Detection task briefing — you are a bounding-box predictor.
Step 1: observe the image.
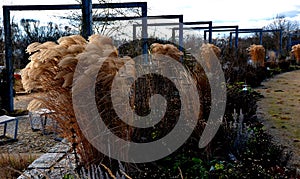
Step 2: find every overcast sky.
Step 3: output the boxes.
[1,0,300,29]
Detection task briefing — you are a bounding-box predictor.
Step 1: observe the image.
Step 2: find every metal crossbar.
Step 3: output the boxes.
[203,25,239,48]
[170,21,213,43]
[132,15,184,51]
[229,29,283,53]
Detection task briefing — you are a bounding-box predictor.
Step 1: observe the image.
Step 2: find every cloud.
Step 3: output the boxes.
[278,10,300,18]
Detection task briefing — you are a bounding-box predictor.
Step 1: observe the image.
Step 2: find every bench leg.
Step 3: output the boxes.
[41,115,48,135]
[14,118,18,140]
[3,122,7,137]
[29,112,35,131]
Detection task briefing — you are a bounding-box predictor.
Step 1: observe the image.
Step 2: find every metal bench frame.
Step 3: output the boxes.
[0,115,19,140]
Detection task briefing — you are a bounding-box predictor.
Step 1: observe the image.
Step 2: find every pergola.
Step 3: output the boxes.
[2,1,148,112]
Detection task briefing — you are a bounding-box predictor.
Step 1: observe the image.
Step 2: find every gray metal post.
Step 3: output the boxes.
[172,28,175,43]
[141,3,148,63]
[259,31,263,45]
[179,15,183,62]
[3,7,14,112]
[208,21,212,43]
[287,33,291,52]
[229,32,233,48]
[178,16,183,50]
[279,29,282,54]
[133,24,137,40]
[82,0,93,39]
[235,27,238,49]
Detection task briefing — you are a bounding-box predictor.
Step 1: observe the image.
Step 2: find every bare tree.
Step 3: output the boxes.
[264,15,299,33]
[263,15,300,55]
[60,0,141,39]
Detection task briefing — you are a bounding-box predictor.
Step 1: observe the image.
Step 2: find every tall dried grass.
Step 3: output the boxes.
[199,43,221,70]
[21,34,135,167]
[21,34,216,173]
[149,42,213,139]
[0,153,39,178]
[291,44,300,64]
[247,44,265,67]
[21,35,101,167]
[150,43,183,61]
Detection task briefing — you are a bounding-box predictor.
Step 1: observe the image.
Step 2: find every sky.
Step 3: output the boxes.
[1,0,300,36]
[145,0,300,28]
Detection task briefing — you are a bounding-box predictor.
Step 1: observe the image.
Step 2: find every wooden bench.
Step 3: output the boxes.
[0,115,19,141]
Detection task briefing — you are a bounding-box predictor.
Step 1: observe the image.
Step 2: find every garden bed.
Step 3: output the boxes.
[3,36,300,178]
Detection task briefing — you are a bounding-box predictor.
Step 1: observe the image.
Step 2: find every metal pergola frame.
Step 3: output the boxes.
[169,21,213,43]
[203,25,239,48]
[229,28,263,45]
[287,33,300,51]
[229,29,283,54]
[2,1,148,112]
[132,15,184,52]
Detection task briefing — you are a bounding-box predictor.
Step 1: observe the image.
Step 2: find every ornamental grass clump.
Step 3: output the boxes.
[247,44,265,67]
[291,44,300,64]
[21,34,221,177]
[21,34,133,167]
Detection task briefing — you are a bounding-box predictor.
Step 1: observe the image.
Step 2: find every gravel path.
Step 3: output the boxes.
[255,70,300,168]
[0,92,60,154]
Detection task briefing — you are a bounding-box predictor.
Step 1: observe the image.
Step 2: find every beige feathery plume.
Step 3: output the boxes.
[122,56,136,77]
[27,99,45,111]
[85,43,105,56]
[22,81,42,92]
[150,43,183,61]
[57,36,78,48]
[150,43,165,54]
[58,56,78,69]
[55,69,72,80]
[67,44,86,54]
[29,68,45,81]
[88,34,113,46]
[29,52,42,62]
[103,46,118,57]
[291,44,300,63]
[70,35,88,45]
[247,44,265,67]
[26,41,57,54]
[26,42,42,54]
[165,44,183,61]
[39,41,58,49]
[207,44,221,58]
[200,43,219,71]
[62,72,74,88]
[58,35,87,47]
[31,61,43,69]
[87,34,116,57]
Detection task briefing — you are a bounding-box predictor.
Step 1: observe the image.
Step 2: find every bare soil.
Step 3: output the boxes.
[255,70,300,168]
